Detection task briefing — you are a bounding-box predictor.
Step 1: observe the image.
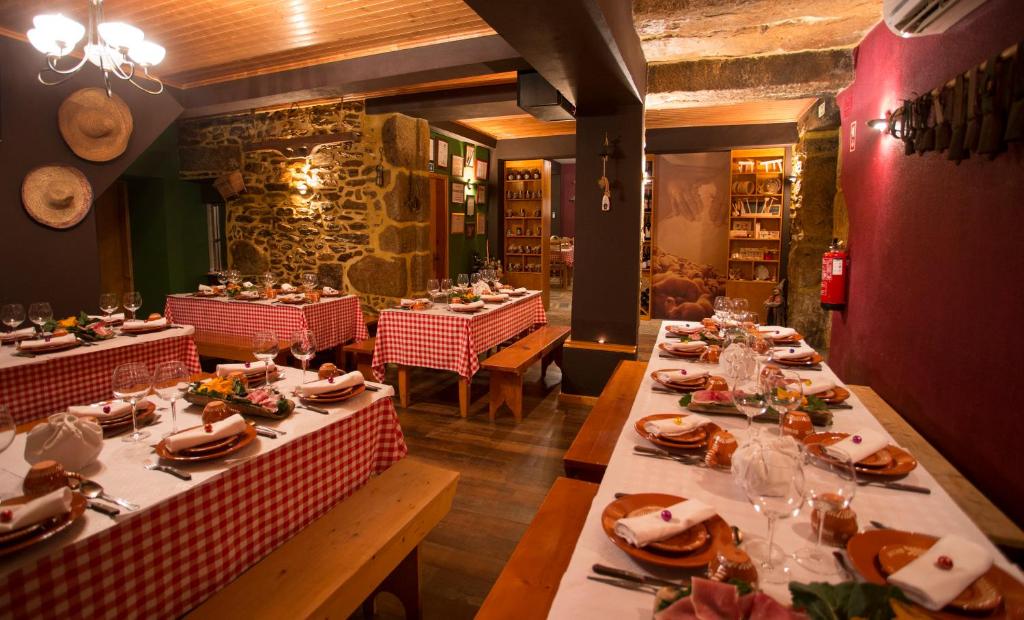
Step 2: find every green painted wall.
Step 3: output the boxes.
[430,130,490,278]
[124,125,209,316]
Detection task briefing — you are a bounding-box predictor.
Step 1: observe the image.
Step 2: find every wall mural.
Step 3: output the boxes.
[651,152,730,320]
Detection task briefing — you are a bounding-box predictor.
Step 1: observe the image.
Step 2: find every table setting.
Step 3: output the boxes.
[544,319,1024,619]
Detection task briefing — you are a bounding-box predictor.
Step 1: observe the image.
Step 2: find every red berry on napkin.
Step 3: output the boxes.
[936,555,954,570]
[852,435,863,444]
[660,510,672,522]
[0,510,12,523]
[204,423,214,433]
[102,406,111,414]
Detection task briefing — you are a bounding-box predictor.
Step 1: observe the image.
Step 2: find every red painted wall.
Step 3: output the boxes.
[561,163,577,237]
[832,0,1024,523]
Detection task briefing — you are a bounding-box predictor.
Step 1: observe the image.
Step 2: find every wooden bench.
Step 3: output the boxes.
[563,359,647,482]
[193,330,281,363]
[187,458,459,620]
[849,385,1024,551]
[477,477,598,619]
[343,337,376,380]
[481,325,571,421]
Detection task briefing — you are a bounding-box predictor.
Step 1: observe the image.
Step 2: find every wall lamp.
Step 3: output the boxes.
[868,108,904,138]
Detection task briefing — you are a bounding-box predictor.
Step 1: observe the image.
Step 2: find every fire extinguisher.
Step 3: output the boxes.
[820,238,849,310]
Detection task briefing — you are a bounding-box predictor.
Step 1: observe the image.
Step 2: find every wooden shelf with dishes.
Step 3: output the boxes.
[503,159,552,308]
[639,155,656,320]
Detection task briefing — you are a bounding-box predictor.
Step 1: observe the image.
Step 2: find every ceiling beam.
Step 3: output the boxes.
[647,49,855,109]
[365,83,521,123]
[432,122,498,148]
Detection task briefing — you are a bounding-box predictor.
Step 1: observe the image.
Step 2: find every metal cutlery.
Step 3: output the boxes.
[253,424,285,436]
[870,520,892,530]
[253,427,277,439]
[78,480,139,511]
[592,564,681,588]
[858,480,931,494]
[586,575,659,594]
[86,501,120,518]
[299,404,330,415]
[833,551,858,581]
[633,445,707,468]
[144,460,192,481]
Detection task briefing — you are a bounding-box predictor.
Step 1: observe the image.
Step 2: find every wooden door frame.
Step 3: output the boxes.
[429,173,449,280]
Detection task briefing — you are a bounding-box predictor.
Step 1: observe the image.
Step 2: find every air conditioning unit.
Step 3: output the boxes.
[883,0,987,37]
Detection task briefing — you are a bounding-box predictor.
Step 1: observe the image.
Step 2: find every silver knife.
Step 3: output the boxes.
[863,481,931,494]
[592,564,681,588]
[586,575,659,594]
[299,405,330,415]
[148,462,192,481]
[254,427,277,439]
[87,500,120,518]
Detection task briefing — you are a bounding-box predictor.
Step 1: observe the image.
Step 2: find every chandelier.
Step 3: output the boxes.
[26,0,165,97]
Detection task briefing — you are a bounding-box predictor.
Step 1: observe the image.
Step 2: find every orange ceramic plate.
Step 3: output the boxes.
[298,383,366,404]
[771,352,823,367]
[634,414,715,450]
[120,323,169,334]
[878,544,1002,613]
[650,370,716,393]
[803,432,917,477]
[813,386,851,405]
[847,530,1023,618]
[601,493,732,569]
[624,505,710,554]
[657,343,706,358]
[156,425,257,462]
[0,493,86,557]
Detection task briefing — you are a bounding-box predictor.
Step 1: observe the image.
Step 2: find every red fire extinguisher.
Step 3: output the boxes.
[820,238,849,310]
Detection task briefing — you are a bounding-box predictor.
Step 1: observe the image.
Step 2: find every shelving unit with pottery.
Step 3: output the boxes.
[639,155,656,320]
[726,147,788,323]
[502,158,551,308]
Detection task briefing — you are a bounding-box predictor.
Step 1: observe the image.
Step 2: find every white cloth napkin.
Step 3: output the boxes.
[18,334,77,350]
[513,287,528,294]
[803,381,836,396]
[217,362,276,377]
[242,281,254,288]
[668,340,706,352]
[772,347,814,360]
[0,488,73,533]
[400,298,430,307]
[323,286,339,295]
[278,293,305,302]
[656,370,709,386]
[472,281,492,296]
[198,284,213,292]
[88,313,125,323]
[760,326,797,339]
[280,283,294,291]
[123,318,167,330]
[164,414,248,453]
[295,371,365,396]
[613,499,717,548]
[482,294,509,302]
[823,429,889,463]
[68,400,132,420]
[449,300,484,311]
[888,535,993,611]
[238,290,259,299]
[669,323,703,334]
[643,414,713,437]
[0,327,36,341]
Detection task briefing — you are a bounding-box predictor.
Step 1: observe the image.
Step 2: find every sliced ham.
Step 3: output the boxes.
[692,578,740,619]
[746,592,808,620]
[655,596,699,620]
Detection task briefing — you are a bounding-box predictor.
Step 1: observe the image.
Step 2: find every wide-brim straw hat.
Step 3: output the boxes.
[58,88,133,162]
[21,165,93,229]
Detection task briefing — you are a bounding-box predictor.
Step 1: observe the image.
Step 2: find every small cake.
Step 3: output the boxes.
[708,545,758,586]
[781,411,813,440]
[318,363,341,380]
[704,430,738,469]
[147,313,162,321]
[202,401,230,424]
[811,494,859,546]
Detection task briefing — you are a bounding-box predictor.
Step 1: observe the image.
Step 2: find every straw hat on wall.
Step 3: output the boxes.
[58,88,133,162]
[21,165,93,229]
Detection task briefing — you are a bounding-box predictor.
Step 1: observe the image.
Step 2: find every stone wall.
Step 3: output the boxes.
[178,102,430,314]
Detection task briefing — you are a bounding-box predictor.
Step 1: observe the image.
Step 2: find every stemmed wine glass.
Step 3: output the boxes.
[300,273,318,292]
[252,331,280,385]
[738,439,806,583]
[153,361,189,435]
[441,278,453,298]
[28,302,52,334]
[227,269,242,286]
[457,273,469,292]
[111,362,152,442]
[1,304,26,345]
[764,371,804,434]
[122,292,142,320]
[730,297,749,325]
[794,447,857,574]
[262,271,276,289]
[0,405,14,455]
[216,270,228,287]
[99,293,118,321]
[290,330,317,384]
[427,279,440,302]
[733,378,767,439]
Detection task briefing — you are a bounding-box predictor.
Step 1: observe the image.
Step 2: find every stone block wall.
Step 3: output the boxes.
[178,102,430,314]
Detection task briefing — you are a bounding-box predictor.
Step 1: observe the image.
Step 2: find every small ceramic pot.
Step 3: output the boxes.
[781,411,813,440]
[704,430,738,469]
[708,545,758,585]
[318,363,341,380]
[811,496,858,546]
[202,401,231,424]
[23,460,81,496]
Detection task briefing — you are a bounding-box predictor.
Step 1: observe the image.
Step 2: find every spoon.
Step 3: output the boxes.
[77,480,139,511]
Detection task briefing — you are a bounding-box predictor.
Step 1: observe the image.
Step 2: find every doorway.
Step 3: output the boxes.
[429,174,449,280]
[94,180,134,298]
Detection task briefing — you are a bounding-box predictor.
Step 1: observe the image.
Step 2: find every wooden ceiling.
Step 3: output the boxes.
[458,99,818,139]
[0,0,496,87]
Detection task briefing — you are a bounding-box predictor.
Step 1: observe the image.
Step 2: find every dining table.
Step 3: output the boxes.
[164,293,368,353]
[0,326,201,425]
[370,291,547,415]
[0,366,406,619]
[544,320,1024,617]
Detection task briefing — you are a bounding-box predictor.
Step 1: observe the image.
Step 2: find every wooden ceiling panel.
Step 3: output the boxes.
[0,0,495,87]
[458,115,576,140]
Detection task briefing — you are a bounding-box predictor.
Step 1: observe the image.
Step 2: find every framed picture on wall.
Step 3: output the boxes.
[466,196,475,217]
[429,138,436,163]
[437,140,448,168]
[465,144,476,168]
[476,185,486,203]
[451,212,465,234]
[475,159,488,180]
[452,155,464,178]
[465,219,476,237]
[476,212,485,235]
[451,182,466,204]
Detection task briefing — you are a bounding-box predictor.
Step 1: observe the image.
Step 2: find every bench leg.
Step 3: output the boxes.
[334,342,348,367]
[540,345,564,382]
[488,371,523,422]
[362,546,422,620]
[397,365,410,408]
[356,354,374,381]
[458,376,470,418]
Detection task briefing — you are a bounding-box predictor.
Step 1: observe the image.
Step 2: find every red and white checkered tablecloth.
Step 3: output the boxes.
[561,246,575,267]
[0,396,406,619]
[164,295,368,351]
[0,329,200,425]
[371,292,547,381]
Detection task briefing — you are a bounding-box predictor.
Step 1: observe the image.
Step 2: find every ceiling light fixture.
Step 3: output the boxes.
[27,0,165,97]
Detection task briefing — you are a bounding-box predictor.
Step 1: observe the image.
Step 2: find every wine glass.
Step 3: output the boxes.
[794,448,857,574]
[300,273,318,293]
[733,378,767,439]
[1,304,25,345]
[764,371,804,434]
[262,271,276,287]
[456,274,469,292]
[730,298,750,325]
[427,279,440,302]
[122,292,142,320]
[153,361,189,435]
[216,270,228,286]
[228,269,243,286]
[738,439,805,583]
[0,405,14,455]
[290,330,317,384]
[441,278,452,296]
[252,331,279,385]
[28,302,52,334]
[111,362,152,442]
[99,293,118,321]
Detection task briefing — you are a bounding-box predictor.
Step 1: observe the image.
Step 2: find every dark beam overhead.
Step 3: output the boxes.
[432,122,499,148]
[365,83,520,124]
[645,123,800,153]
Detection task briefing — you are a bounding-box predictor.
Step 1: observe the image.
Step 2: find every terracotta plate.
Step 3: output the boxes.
[625,506,710,554]
[804,432,917,477]
[878,544,1002,613]
[657,343,706,358]
[847,530,1023,618]
[814,386,851,405]
[0,493,86,557]
[97,400,157,431]
[771,352,824,367]
[767,333,804,345]
[634,414,716,450]
[298,383,366,404]
[156,425,257,462]
[665,325,704,337]
[651,370,717,393]
[601,493,732,569]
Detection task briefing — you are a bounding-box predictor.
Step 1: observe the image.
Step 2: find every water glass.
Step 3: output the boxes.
[227,269,242,285]
[153,361,189,435]
[730,297,750,325]
[1,304,26,344]
[252,331,280,385]
[262,271,276,289]
[427,279,440,302]
[290,330,317,383]
[216,270,228,286]
[456,274,469,291]
[764,371,804,433]
[28,302,52,334]
[733,378,767,439]
[441,278,453,295]
[738,439,805,583]
[301,273,318,293]
[122,292,142,320]
[111,362,152,442]
[99,293,118,319]
[794,447,857,574]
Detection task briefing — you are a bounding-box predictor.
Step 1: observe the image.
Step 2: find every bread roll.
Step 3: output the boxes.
[147,313,162,321]
[202,401,230,424]
[318,363,340,380]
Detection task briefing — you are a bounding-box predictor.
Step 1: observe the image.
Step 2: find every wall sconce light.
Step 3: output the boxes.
[375,146,385,187]
[597,132,611,211]
[868,108,904,138]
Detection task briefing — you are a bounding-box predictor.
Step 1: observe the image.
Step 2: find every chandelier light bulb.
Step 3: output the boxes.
[27,28,62,56]
[32,13,85,51]
[98,21,144,50]
[128,40,165,67]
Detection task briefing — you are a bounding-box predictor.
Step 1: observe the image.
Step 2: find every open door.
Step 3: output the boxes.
[429,174,448,279]
[94,180,133,297]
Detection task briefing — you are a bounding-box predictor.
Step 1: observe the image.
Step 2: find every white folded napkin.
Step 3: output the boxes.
[514,287,528,294]
[164,414,248,453]
[400,298,430,307]
[668,340,706,352]
[238,290,259,299]
[0,327,36,341]
[217,362,276,377]
[242,281,254,288]
[613,499,716,547]
[0,488,73,533]
[198,284,213,292]
[18,334,77,350]
[481,294,509,302]
[759,326,797,339]
[68,400,132,420]
[323,286,339,295]
[449,300,484,311]
[772,347,814,360]
[280,283,294,291]
[823,429,889,463]
[656,370,709,385]
[89,313,125,323]
[643,414,713,437]
[295,371,365,396]
[123,318,167,329]
[278,293,305,302]
[888,535,993,611]
[803,381,836,396]
[669,323,703,334]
